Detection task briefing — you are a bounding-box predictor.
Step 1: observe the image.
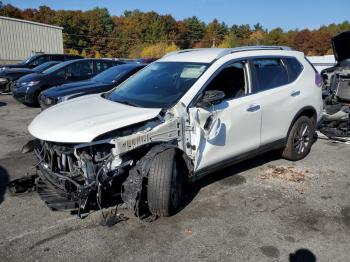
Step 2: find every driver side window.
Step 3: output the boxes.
[205,61,248,100]
[29,55,50,67]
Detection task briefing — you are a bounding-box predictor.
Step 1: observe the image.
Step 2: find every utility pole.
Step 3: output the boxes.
[212,37,216,48]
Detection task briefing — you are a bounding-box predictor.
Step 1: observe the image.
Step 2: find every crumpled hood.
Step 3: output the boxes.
[28,94,162,143]
[332,30,350,62]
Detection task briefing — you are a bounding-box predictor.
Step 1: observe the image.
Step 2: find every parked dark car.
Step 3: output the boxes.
[13,59,122,106]
[0,53,82,70]
[0,61,61,93]
[39,63,146,109]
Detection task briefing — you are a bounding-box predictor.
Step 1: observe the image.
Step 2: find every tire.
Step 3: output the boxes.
[147,148,182,217]
[282,115,315,161]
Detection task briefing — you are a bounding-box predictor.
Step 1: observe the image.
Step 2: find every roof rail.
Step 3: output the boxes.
[162,46,293,61]
[216,46,292,60]
[231,45,292,52]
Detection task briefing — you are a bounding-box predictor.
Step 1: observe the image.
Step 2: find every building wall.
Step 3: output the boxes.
[0,16,64,64]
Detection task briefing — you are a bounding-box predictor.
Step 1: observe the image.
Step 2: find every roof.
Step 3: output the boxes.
[0,16,63,30]
[159,46,293,63]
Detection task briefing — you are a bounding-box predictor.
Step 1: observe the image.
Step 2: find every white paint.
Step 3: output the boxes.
[28,94,161,143]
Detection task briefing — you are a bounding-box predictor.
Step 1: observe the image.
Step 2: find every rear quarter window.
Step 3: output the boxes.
[252,58,289,92]
[284,57,303,82]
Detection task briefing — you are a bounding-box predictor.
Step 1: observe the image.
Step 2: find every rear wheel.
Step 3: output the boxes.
[147,148,182,217]
[282,116,315,161]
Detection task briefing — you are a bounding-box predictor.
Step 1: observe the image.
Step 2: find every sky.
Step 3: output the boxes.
[4,0,350,30]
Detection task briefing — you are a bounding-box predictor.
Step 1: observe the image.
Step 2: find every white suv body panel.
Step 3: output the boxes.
[28,47,323,175]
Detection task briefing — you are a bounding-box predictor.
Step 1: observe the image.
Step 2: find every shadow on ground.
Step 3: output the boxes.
[290,248,317,262]
[0,101,7,107]
[0,165,9,205]
[178,150,281,214]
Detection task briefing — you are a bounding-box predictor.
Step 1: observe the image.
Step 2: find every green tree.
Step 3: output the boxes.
[203,19,228,47]
[184,16,205,47]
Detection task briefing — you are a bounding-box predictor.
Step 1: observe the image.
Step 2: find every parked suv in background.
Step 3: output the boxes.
[26,46,322,218]
[0,53,82,70]
[13,58,122,105]
[0,61,61,93]
[39,63,146,109]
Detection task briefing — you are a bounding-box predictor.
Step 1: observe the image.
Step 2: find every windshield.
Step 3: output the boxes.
[92,66,129,84]
[21,55,37,65]
[32,62,58,73]
[106,62,208,108]
[42,60,71,74]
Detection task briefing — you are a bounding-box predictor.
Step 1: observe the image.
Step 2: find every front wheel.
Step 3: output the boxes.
[282,116,315,161]
[147,148,183,217]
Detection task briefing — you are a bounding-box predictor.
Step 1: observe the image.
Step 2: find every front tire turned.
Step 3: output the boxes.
[147,148,183,217]
[282,115,315,161]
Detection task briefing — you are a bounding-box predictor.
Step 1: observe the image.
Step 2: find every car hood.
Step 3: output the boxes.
[17,72,45,83]
[0,63,27,69]
[43,80,109,97]
[28,94,162,143]
[0,68,33,76]
[332,30,350,62]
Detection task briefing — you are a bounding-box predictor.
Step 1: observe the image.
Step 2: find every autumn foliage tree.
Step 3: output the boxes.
[1,3,349,58]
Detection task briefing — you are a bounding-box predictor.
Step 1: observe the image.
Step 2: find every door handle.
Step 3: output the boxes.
[247,104,260,112]
[291,90,300,97]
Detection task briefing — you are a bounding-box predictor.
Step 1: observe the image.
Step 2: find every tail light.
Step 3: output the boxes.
[315,72,323,87]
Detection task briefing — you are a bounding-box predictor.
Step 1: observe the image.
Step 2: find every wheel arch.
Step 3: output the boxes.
[286,106,317,138]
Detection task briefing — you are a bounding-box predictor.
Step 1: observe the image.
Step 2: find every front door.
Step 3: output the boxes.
[189,61,262,172]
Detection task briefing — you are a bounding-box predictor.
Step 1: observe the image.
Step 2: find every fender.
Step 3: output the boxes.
[286,106,317,138]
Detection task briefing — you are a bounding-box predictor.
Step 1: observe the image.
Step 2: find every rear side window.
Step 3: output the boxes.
[96,61,113,74]
[252,58,289,92]
[284,58,303,82]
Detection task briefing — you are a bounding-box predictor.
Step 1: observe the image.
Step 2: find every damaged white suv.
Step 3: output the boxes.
[25,46,323,218]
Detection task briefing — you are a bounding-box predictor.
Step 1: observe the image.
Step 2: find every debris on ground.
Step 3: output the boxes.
[259,165,312,183]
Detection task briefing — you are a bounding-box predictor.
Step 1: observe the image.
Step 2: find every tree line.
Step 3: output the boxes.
[1,3,349,58]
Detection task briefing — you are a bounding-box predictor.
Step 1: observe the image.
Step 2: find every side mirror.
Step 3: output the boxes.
[197,90,225,108]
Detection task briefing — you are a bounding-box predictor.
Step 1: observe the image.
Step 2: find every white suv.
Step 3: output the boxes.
[27,46,323,218]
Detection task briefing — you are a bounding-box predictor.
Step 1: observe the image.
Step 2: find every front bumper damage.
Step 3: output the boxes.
[9,115,190,218]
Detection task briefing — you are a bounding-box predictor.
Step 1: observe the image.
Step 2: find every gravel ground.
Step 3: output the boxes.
[0,94,349,262]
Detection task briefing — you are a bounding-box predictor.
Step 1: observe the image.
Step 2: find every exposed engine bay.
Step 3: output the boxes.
[319,31,350,141]
[9,112,194,219]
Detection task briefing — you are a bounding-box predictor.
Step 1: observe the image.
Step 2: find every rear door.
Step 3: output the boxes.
[250,57,303,145]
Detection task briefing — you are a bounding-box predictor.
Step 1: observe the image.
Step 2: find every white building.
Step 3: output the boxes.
[0,16,64,64]
[307,55,337,73]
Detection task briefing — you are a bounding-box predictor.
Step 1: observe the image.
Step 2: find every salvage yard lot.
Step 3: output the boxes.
[0,95,349,262]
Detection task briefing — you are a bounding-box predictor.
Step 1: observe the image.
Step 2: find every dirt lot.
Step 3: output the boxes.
[0,94,350,262]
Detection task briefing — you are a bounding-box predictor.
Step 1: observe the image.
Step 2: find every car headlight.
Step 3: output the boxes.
[0,78,8,84]
[21,81,40,87]
[57,96,68,103]
[0,67,7,71]
[45,97,55,105]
